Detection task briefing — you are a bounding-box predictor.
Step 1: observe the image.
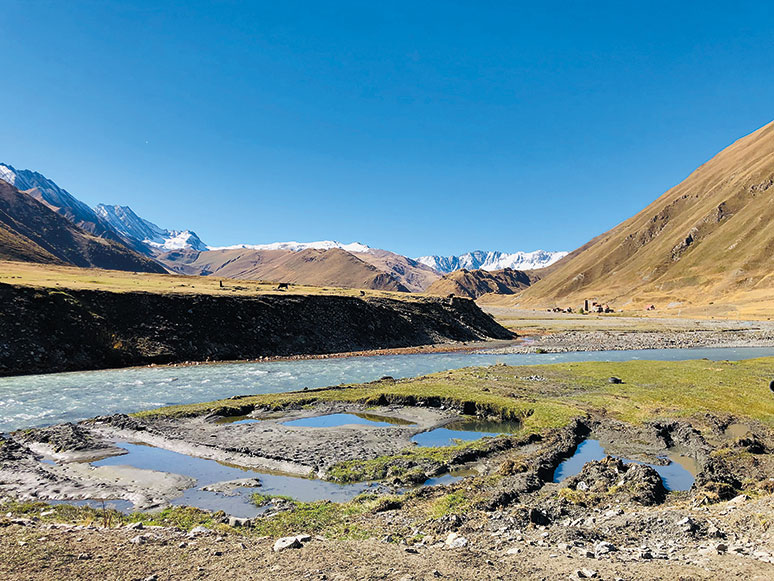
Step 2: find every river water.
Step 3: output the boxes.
[2,346,774,432]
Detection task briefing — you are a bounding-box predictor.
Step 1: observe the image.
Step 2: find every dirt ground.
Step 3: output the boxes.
[2,494,773,580]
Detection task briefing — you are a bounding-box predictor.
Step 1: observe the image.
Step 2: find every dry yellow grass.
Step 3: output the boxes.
[0,260,424,301]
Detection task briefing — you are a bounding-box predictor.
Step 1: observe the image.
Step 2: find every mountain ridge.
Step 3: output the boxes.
[426,267,538,299]
[417,249,567,273]
[0,179,167,273]
[518,120,774,317]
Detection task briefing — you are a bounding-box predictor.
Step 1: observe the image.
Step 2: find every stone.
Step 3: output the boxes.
[295,534,312,543]
[273,536,303,552]
[445,532,468,549]
[188,526,211,537]
[594,541,615,556]
[228,517,250,528]
[128,534,146,545]
[127,522,144,530]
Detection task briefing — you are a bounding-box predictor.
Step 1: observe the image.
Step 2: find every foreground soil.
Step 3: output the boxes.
[2,496,773,581]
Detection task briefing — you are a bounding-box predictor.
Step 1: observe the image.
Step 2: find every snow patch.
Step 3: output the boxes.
[209,240,373,254]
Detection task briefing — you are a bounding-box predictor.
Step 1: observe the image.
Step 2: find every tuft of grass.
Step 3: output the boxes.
[430,492,471,518]
[247,494,385,539]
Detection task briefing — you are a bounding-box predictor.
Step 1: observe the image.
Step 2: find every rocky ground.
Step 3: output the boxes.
[489,328,774,353]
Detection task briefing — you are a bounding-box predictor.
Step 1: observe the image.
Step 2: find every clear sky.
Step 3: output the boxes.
[1,1,773,257]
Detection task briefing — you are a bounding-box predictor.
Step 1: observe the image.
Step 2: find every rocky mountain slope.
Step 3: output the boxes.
[426,267,538,299]
[417,249,567,273]
[519,120,774,316]
[0,284,513,375]
[157,247,414,291]
[95,204,208,253]
[0,163,122,241]
[0,180,166,273]
[157,245,440,292]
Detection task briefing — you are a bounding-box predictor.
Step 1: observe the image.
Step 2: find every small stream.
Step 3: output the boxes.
[3,346,774,432]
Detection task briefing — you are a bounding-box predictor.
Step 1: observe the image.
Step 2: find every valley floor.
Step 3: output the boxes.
[483,307,774,353]
[2,358,774,580]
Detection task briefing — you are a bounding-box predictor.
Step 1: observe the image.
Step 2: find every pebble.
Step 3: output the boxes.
[444,532,468,549]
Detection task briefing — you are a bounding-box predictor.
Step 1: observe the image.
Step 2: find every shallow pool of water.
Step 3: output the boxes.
[92,443,374,516]
[4,346,774,432]
[284,412,414,428]
[47,498,135,512]
[552,439,696,491]
[411,418,521,447]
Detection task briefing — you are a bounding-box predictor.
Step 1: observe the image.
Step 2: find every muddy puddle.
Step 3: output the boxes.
[89,443,374,516]
[553,439,696,491]
[47,498,135,512]
[284,412,415,428]
[412,418,522,447]
[80,442,467,516]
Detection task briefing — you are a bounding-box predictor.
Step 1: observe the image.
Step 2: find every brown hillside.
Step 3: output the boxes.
[157,247,411,291]
[519,121,774,317]
[426,267,537,299]
[355,248,441,292]
[0,180,167,273]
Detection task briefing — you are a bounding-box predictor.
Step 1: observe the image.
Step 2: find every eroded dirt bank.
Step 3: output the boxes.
[0,284,512,376]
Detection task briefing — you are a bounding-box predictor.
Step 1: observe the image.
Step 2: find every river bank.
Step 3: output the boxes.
[1,358,773,580]
[0,283,512,377]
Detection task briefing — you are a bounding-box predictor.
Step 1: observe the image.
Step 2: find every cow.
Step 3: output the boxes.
[277,282,290,290]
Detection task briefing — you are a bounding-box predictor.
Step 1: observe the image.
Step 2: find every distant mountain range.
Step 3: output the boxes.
[416,249,567,273]
[0,161,564,292]
[94,204,208,253]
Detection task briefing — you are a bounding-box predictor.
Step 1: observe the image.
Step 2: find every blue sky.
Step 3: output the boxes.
[1,1,773,257]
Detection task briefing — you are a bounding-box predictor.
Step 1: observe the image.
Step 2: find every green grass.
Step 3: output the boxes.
[136,357,774,429]
[429,491,472,518]
[0,501,229,532]
[247,493,402,539]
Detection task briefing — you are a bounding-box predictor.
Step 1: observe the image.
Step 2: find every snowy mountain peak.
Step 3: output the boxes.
[209,240,373,253]
[94,204,208,253]
[0,163,102,224]
[416,249,567,273]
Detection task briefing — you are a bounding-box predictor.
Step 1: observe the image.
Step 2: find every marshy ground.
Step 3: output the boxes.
[2,357,774,579]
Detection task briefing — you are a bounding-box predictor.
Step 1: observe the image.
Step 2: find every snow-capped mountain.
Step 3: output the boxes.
[416,250,567,273]
[210,240,372,253]
[94,204,208,253]
[0,163,119,239]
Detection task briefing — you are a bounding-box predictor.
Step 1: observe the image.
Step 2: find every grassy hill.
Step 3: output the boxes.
[517,120,774,318]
